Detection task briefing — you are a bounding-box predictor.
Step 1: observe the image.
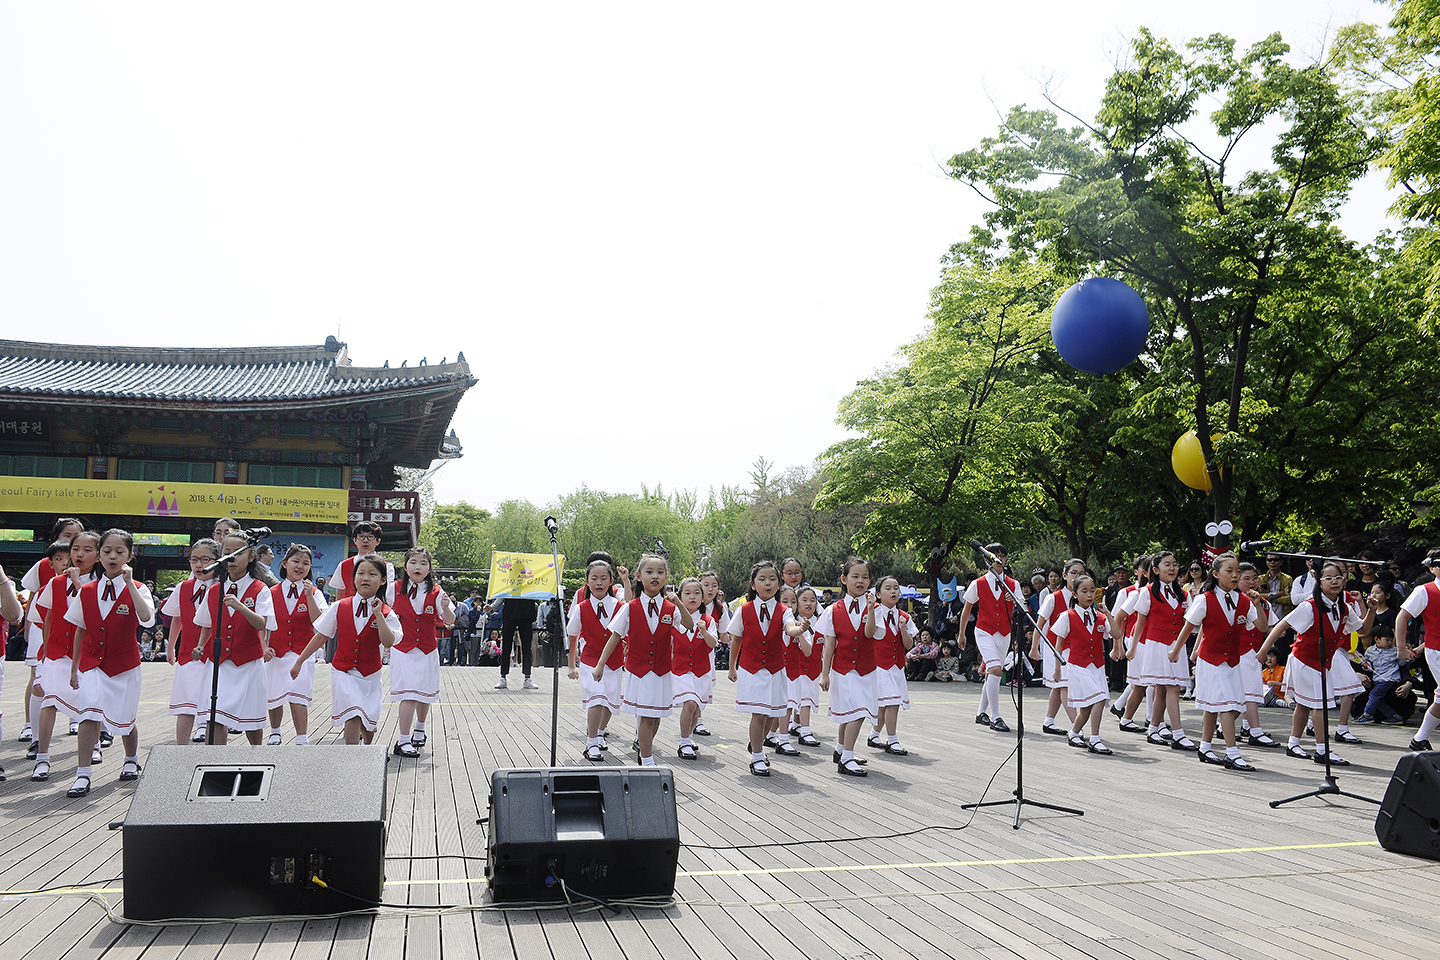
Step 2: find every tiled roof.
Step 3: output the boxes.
[0,339,472,406]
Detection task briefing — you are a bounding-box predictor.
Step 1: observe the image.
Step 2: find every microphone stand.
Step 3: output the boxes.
[1260,549,1383,809]
[200,532,264,745]
[544,517,564,768]
[960,544,1084,829]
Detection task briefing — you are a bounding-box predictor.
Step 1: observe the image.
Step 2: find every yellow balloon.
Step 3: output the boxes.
[1171,431,1225,492]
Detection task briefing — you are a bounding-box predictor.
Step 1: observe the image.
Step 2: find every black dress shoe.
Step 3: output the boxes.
[1041,723,1068,736]
[1410,739,1432,752]
[837,759,868,777]
[1334,730,1362,745]
[1197,749,1225,765]
[1284,744,1310,759]
[1315,751,1350,767]
[866,734,887,749]
[1224,756,1256,772]
[831,749,866,764]
[990,718,1010,733]
[975,712,992,726]
[774,742,800,756]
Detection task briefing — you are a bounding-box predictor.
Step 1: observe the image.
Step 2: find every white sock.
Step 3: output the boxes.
[37,752,50,763]
[641,755,655,766]
[294,734,309,745]
[1337,724,1350,734]
[76,764,92,780]
[840,748,855,762]
[414,721,426,732]
[1148,724,1160,735]
[983,674,1001,716]
[125,754,138,764]
[1200,740,1212,753]
[29,694,42,727]
[1250,726,1265,737]
[269,728,281,737]
[679,737,694,747]
[1044,716,1056,727]
[800,726,812,736]
[887,734,898,744]
[1316,742,1328,755]
[1289,736,1302,748]
[1418,710,1440,741]
[751,750,765,763]
[1226,745,1240,759]
[397,733,411,744]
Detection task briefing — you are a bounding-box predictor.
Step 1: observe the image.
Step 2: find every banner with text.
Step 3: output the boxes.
[487,549,566,601]
[0,476,348,524]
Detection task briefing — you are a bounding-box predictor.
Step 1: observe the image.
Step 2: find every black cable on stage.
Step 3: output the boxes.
[309,875,455,910]
[679,741,1019,852]
[385,854,487,862]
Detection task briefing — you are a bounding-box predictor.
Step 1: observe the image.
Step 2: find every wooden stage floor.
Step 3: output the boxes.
[1,661,1437,960]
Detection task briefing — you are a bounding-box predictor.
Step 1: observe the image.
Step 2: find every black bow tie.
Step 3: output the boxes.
[648,599,659,619]
[289,583,301,599]
[67,582,78,597]
[102,581,116,602]
[409,584,419,600]
[228,584,238,596]
[595,600,609,623]
[1225,593,1236,610]
[758,602,769,623]
[849,599,860,615]
[357,600,369,616]
[1084,610,1094,627]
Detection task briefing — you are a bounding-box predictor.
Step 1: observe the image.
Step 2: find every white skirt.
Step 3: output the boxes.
[331,667,383,730]
[212,660,269,730]
[1041,640,1069,688]
[1284,659,1339,710]
[388,647,440,704]
[580,663,622,712]
[1329,649,1365,698]
[875,665,911,711]
[623,670,674,718]
[828,669,877,723]
[672,670,714,707]
[787,673,820,711]
[1240,653,1264,703]
[1194,660,1245,714]
[1065,663,1109,708]
[1132,638,1189,686]
[40,657,83,721]
[268,651,317,708]
[734,667,787,717]
[72,666,142,735]
[974,629,1010,672]
[170,659,209,716]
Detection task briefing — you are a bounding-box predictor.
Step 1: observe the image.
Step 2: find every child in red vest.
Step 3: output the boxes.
[727,560,794,776]
[390,546,454,757]
[961,544,1020,734]
[63,528,154,797]
[867,576,919,756]
[29,531,99,781]
[1397,555,1440,750]
[1051,574,1113,754]
[696,570,729,737]
[0,564,22,777]
[1170,552,1258,771]
[161,538,219,744]
[818,557,875,778]
[18,518,82,744]
[786,586,824,748]
[671,576,717,760]
[1127,551,1197,750]
[1032,558,1085,735]
[265,544,327,745]
[592,553,690,766]
[1235,561,1279,748]
[327,521,395,601]
[568,558,624,759]
[193,534,278,745]
[294,555,398,744]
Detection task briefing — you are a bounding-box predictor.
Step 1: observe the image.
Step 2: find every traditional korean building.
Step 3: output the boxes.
[0,337,473,576]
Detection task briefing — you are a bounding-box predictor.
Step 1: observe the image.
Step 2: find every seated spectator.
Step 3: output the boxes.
[1356,625,1412,724]
[932,643,962,682]
[905,627,940,680]
[1262,650,1287,707]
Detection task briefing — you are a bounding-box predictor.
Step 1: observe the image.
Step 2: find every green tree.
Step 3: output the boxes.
[418,501,491,570]
[549,487,698,576]
[947,29,1387,549]
[817,259,1063,622]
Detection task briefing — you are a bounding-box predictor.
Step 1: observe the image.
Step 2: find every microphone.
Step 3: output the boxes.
[241,526,273,541]
[543,515,558,537]
[971,540,999,563]
[1238,539,1272,553]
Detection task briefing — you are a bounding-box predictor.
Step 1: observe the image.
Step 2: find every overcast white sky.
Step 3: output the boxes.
[0,2,1397,513]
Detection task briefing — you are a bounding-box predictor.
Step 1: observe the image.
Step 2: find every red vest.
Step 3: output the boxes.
[1291,597,1347,671]
[331,597,388,676]
[786,621,823,679]
[392,583,441,655]
[623,596,676,678]
[1195,591,1252,667]
[829,598,876,676]
[41,576,82,661]
[1044,590,1071,643]
[203,580,267,666]
[1141,585,1186,644]
[1062,608,1106,668]
[269,581,318,656]
[174,579,212,665]
[76,580,142,676]
[576,597,623,669]
[1122,585,1140,638]
[873,606,910,669]
[1420,582,1440,649]
[735,600,788,674]
[672,611,714,677]
[974,575,1018,635]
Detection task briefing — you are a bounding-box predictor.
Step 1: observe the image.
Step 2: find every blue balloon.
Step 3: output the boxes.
[1050,277,1150,375]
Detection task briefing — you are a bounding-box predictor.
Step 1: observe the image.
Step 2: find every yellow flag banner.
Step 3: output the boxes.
[0,476,348,524]
[488,549,566,601]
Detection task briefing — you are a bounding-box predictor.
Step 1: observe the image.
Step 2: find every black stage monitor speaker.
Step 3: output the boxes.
[123,745,387,920]
[486,767,679,902]
[1377,750,1440,861]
